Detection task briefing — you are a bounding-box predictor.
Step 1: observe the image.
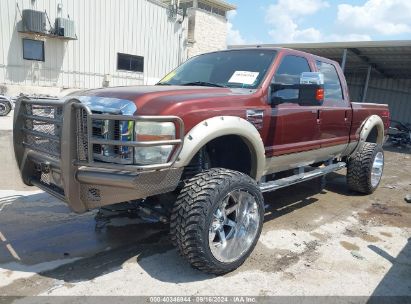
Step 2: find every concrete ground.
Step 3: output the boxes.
[0,112,410,297]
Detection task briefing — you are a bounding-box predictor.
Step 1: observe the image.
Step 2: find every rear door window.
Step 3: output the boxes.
[315,61,343,100]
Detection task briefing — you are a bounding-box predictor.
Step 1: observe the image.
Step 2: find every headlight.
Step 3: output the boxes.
[134,122,176,165]
[134,145,174,165]
[135,121,175,141]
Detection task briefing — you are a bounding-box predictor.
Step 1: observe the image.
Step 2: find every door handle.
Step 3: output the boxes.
[316,109,321,124]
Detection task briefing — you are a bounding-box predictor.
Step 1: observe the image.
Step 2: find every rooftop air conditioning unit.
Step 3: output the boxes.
[22,9,47,34]
[54,18,76,39]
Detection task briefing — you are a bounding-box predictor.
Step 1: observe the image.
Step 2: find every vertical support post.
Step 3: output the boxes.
[362,65,372,103]
[341,48,347,72]
[193,0,198,8]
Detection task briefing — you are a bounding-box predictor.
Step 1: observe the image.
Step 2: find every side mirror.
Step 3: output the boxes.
[299,72,324,105]
[270,72,325,106]
[298,84,324,106]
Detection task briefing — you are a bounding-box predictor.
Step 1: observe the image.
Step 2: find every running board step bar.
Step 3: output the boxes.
[259,162,346,193]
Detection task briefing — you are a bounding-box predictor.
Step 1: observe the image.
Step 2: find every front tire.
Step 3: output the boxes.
[170,168,264,274]
[347,143,384,194]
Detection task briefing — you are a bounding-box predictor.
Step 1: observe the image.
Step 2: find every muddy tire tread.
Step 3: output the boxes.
[170,168,261,274]
[347,143,382,194]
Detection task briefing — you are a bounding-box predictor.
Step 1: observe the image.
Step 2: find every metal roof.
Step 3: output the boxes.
[229,40,411,79]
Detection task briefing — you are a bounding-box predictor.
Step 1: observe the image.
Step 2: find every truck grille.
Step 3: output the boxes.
[23,102,63,158]
[91,118,121,154]
[76,107,89,162]
[76,109,133,164]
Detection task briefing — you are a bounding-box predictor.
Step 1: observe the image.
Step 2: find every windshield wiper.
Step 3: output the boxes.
[156,82,172,86]
[181,81,227,88]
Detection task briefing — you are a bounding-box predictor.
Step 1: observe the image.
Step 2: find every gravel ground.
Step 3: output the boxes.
[0,112,410,298]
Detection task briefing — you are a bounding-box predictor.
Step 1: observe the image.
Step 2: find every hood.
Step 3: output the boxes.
[72,85,255,115]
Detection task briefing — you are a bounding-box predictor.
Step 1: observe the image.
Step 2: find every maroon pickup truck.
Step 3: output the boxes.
[14,48,390,274]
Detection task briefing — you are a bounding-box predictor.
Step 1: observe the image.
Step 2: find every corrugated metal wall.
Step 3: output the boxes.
[346,75,411,124]
[0,0,187,89]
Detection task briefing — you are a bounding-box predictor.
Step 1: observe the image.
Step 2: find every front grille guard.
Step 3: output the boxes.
[14,97,185,213]
[72,102,185,171]
[21,97,63,159]
[18,97,184,172]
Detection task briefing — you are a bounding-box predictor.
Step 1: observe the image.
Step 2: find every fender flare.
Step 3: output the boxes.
[173,116,266,181]
[351,115,385,155]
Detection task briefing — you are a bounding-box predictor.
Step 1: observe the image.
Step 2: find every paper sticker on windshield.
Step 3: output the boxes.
[228,71,259,85]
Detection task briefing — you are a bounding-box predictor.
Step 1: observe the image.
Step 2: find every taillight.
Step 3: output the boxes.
[381,110,390,128]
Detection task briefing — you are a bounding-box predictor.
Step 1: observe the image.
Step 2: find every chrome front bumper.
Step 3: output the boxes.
[13,97,184,213]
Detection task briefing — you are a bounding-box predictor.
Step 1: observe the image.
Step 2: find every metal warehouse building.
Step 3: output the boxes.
[231,41,411,125]
[0,0,235,96]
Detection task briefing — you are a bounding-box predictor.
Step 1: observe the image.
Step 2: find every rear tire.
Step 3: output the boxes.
[0,101,11,116]
[347,143,384,194]
[170,168,264,275]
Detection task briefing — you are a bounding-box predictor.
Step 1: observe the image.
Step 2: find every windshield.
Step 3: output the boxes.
[157,49,277,89]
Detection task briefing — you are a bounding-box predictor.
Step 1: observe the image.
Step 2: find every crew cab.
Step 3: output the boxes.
[13,48,390,274]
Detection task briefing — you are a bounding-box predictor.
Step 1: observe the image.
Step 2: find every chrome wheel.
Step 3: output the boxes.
[209,189,260,263]
[371,151,384,188]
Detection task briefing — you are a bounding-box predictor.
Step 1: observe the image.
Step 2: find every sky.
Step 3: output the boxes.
[226,0,411,45]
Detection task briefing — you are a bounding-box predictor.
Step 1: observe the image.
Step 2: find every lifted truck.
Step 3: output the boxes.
[14,48,390,274]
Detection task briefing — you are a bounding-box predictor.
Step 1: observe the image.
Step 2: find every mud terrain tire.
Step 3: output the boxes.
[347,143,384,194]
[170,168,264,274]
